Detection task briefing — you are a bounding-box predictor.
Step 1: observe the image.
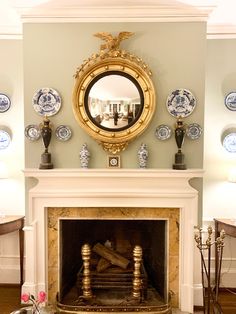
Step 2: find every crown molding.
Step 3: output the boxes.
[207,24,236,39]
[4,3,236,38]
[15,4,215,23]
[0,24,22,39]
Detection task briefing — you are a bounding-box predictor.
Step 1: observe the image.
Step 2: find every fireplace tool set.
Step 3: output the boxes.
[194,226,225,314]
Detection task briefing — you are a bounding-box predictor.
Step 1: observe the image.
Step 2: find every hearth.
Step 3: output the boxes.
[23,168,203,313]
[57,218,170,313]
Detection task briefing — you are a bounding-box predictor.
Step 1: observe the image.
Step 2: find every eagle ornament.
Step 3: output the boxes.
[94,31,134,52]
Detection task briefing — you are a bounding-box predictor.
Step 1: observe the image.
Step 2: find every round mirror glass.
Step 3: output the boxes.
[84,71,144,131]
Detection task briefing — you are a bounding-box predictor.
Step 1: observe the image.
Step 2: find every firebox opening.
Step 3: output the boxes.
[59,219,168,308]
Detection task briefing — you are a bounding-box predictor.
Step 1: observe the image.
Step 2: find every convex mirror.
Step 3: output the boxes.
[72,31,156,154]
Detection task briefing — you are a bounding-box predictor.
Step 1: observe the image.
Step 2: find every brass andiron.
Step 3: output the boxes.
[39,115,53,169]
[194,226,225,314]
[132,245,143,301]
[81,243,93,299]
[173,117,186,170]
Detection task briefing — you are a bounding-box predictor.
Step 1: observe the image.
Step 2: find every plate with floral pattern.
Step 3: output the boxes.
[0,93,11,113]
[166,88,196,118]
[155,124,172,140]
[55,125,72,141]
[25,124,41,141]
[225,91,236,111]
[0,129,11,149]
[222,132,236,153]
[32,87,61,116]
[186,123,202,140]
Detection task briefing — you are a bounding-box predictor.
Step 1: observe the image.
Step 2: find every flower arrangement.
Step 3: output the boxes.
[21,291,46,314]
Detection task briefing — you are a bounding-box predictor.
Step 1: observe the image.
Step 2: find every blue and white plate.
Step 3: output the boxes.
[222,132,236,153]
[166,88,196,118]
[186,123,202,140]
[0,93,11,113]
[225,91,236,111]
[24,124,41,141]
[32,87,61,116]
[155,124,172,140]
[0,129,11,150]
[55,125,72,141]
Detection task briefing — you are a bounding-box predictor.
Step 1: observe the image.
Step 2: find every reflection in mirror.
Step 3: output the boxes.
[85,72,143,131]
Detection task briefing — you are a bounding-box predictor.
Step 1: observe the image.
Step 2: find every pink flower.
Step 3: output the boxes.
[21,293,30,302]
[38,291,46,303]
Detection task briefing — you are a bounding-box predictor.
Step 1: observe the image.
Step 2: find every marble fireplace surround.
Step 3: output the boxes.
[23,168,203,313]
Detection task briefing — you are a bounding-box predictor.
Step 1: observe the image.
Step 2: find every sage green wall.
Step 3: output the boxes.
[204,39,236,220]
[0,39,24,214]
[203,38,236,288]
[23,22,206,169]
[0,39,24,284]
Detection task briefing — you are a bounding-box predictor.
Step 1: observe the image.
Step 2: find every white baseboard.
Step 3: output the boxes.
[220,267,236,288]
[194,283,203,306]
[0,256,20,284]
[0,266,20,283]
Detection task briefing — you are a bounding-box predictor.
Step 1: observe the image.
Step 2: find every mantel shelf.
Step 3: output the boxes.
[24,168,204,179]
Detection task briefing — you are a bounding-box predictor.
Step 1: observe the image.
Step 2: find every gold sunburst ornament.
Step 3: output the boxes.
[72,31,156,154]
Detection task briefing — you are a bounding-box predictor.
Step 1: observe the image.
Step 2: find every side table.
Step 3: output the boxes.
[0,215,25,285]
[214,218,236,291]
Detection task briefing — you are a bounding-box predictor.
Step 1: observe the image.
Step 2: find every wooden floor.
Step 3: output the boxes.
[0,285,25,314]
[0,285,236,314]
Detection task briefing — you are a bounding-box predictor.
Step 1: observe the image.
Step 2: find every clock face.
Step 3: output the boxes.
[110,158,118,166]
[108,155,120,168]
[222,133,236,153]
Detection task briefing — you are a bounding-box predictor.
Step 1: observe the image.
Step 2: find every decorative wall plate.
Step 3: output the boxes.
[0,93,11,113]
[186,123,202,140]
[0,129,11,149]
[166,88,196,118]
[24,124,41,141]
[155,124,172,140]
[222,132,236,153]
[225,91,236,111]
[55,125,72,141]
[32,87,61,116]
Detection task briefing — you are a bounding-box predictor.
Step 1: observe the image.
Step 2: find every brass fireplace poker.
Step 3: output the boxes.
[194,226,225,314]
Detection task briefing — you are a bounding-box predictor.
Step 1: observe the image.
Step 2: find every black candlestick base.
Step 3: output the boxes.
[173,151,186,170]
[39,152,53,169]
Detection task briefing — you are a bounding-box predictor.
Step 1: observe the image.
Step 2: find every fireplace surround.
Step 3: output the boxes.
[23,168,203,313]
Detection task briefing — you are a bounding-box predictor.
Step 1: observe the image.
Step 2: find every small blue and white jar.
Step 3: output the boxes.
[79,143,90,168]
[138,143,148,168]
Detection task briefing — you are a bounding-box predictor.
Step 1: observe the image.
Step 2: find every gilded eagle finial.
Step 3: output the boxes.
[94,31,134,52]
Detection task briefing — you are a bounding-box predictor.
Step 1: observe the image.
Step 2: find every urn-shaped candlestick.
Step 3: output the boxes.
[173,118,186,170]
[39,116,53,169]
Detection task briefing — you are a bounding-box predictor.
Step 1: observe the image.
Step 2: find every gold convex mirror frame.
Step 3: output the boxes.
[72,32,156,154]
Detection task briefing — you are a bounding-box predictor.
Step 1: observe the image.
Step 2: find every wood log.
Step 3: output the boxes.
[96,257,111,272]
[92,243,130,269]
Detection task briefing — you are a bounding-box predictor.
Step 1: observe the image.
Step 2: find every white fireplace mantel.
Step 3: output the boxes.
[23,168,204,313]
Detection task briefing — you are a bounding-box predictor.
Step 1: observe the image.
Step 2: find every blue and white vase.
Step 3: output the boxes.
[79,143,90,168]
[138,143,148,168]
